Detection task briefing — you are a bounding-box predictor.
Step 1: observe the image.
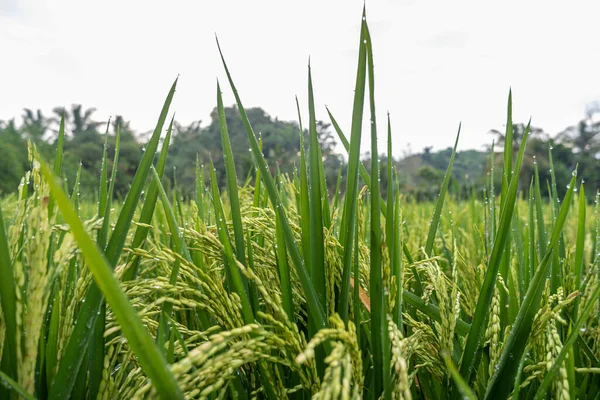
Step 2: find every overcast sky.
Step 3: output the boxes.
[2,0,600,157]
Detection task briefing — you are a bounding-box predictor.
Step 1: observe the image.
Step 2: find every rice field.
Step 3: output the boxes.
[1,9,599,400]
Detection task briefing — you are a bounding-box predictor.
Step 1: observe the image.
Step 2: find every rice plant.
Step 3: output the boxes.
[1,7,599,400]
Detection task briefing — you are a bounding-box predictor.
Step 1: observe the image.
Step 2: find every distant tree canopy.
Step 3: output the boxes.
[1,104,599,202]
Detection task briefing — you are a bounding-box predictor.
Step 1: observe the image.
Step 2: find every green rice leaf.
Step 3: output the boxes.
[122,116,175,282]
[209,158,254,325]
[217,81,246,266]
[98,123,109,221]
[0,204,18,389]
[44,286,61,389]
[0,369,36,400]
[444,352,477,400]
[485,169,578,399]
[39,160,184,400]
[152,167,190,348]
[424,125,460,256]
[47,112,65,219]
[533,279,600,400]
[216,36,328,331]
[307,63,327,318]
[336,10,367,323]
[50,78,177,400]
[364,19,391,399]
[573,182,586,315]
[455,118,531,395]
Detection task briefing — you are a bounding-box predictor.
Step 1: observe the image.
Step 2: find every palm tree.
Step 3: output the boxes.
[21,108,49,141]
[558,119,600,157]
[52,104,103,138]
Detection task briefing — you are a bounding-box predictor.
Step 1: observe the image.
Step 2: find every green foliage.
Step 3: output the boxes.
[1,8,600,400]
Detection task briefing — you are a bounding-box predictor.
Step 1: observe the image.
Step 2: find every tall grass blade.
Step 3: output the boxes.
[533,281,600,400]
[0,204,17,390]
[500,89,513,206]
[296,97,312,283]
[307,64,327,320]
[485,170,577,399]
[91,123,119,394]
[573,182,586,315]
[216,37,328,331]
[152,167,192,348]
[364,20,391,399]
[424,125,460,256]
[533,161,548,261]
[47,112,65,218]
[122,116,174,282]
[0,369,36,400]
[208,160,279,399]
[444,353,477,400]
[97,124,121,250]
[39,160,184,399]
[455,119,531,395]
[50,78,177,399]
[275,209,294,322]
[98,123,109,223]
[217,81,246,266]
[336,10,367,323]
[209,159,254,324]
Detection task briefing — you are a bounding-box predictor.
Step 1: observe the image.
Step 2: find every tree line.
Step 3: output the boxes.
[1,104,599,201]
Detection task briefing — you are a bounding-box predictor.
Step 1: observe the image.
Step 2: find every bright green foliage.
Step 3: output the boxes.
[1,9,599,400]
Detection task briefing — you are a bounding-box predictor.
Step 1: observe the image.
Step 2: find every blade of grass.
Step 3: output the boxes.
[392,177,403,330]
[195,154,205,219]
[209,159,254,324]
[364,21,391,399]
[98,123,109,222]
[485,169,578,399]
[44,283,61,389]
[424,125,461,256]
[443,352,477,400]
[97,124,121,250]
[70,161,81,212]
[500,89,513,207]
[217,81,246,267]
[0,369,36,400]
[0,204,17,391]
[208,159,279,400]
[454,119,532,396]
[307,63,327,322]
[327,107,419,286]
[122,116,175,282]
[275,205,294,321]
[39,160,184,399]
[336,10,367,324]
[89,125,121,399]
[295,97,311,282]
[548,145,567,260]
[217,37,328,331]
[332,164,342,219]
[533,281,600,400]
[533,161,548,262]
[573,183,586,316]
[47,112,65,219]
[50,78,177,400]
[152,167,190,349]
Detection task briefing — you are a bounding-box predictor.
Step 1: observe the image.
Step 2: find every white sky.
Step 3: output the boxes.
[2,0,600,157]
